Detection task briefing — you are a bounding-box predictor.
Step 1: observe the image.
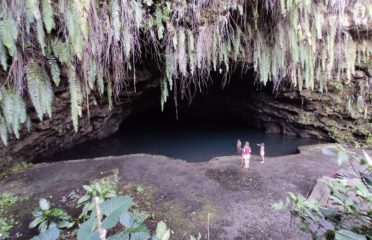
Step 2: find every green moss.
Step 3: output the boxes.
[298,112,315,125]
[364,133,372,148]
[0,162,33,178]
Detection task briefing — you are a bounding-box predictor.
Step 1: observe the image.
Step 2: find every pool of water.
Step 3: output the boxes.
[45,112,323,162]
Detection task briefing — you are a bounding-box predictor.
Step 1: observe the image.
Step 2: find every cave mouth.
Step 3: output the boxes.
[40,71,324,163]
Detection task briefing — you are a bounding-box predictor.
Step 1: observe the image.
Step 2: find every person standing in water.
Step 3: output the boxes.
[236,139,242,154]
[257,143,265,163]
[241,142,251,168]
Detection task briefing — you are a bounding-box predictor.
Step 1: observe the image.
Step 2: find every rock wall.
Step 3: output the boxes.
[0,66,160,170]
[231,70,372,145]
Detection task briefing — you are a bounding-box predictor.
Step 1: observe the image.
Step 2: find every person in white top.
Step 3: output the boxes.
[236,139,242,154]
[257,143,265,163]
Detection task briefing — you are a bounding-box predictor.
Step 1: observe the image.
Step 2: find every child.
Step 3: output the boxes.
[236,139,242,154]
[257,143,265,163]
[241,142,251,168]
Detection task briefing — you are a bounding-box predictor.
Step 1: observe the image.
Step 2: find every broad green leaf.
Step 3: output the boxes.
[29,216,46,229]
[77,195,91,205]
[31,226,60,240]
[120,212,134,228]
[100,196,132,216]
[39,199,50,211]
[335,229,366,240]
[155,221,170,240]
[77,215,99,240]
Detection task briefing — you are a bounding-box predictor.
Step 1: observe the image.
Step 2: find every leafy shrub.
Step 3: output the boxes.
[77,196,171,240]
[29,199,74,233]
[0,218,12,240]
[273,147,372,240]
[0,192,18,209]
[77,179,117,219]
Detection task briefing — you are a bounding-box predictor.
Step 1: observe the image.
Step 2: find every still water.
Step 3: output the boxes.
[45,111,321,162]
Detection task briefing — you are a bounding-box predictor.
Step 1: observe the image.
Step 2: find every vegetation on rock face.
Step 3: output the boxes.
[0,0,371,146]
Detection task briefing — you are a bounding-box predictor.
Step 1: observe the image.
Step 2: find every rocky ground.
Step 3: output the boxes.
[1,144,366,240]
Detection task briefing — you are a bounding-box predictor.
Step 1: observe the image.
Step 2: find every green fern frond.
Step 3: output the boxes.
[187,30,195,75]
[0,113,8,146]
[26,0,41,19]
[52,40,73,64]
[68,65,83,132]
[41,0,55,34]
[36,18,46,55]
[111,0,121,42]
[132,0,143,29]
[1,88,27,139]
[0,41,8,71]
[48,57,61,86]
[26,61,54,120]
[66,5,83,59]
[0,12,18,53]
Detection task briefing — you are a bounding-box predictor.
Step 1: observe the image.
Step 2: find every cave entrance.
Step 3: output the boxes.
[46,70,323,163]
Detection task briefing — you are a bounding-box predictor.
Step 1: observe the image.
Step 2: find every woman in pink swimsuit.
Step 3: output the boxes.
[241,142,251,168]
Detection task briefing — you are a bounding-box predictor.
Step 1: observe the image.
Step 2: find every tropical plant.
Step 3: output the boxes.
[0,218,12,240]
[29,198,74,233]
[77,196,171,240]
[0,192,18,209]
[273,146,372,240]
[77,179,118,219]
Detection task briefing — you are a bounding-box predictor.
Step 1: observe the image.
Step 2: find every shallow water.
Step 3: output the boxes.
[46,111,323,162]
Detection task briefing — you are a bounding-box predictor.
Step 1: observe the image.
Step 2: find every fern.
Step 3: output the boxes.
[0,41,8,71]
[0,12,18,55]
[132,0,143,29]
[1,89,27,139]
[41,0,55,34]
[26,61,54,120]
[0,113,8,146]
[48,57,61,86]
[177,28,187,77]
[97,65,104,96]
[111,0,121,42]
[26,0,46,55]
[187,30,195,75]
[68,66,83,132]
[66,5,83,59]
[52,40,73,64]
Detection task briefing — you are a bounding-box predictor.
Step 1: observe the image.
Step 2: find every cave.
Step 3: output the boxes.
[42,70,325,163]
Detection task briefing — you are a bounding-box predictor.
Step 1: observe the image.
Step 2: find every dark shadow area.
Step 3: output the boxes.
[41,71,324,163]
